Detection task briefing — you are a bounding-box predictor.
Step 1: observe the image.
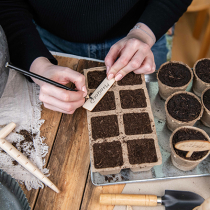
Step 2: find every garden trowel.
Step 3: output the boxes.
[100,190,204,210]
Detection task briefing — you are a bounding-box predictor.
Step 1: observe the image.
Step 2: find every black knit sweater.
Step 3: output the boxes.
[0,0,192,71]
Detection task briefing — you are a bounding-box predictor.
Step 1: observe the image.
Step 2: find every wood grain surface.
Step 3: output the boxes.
[20,56,124,210]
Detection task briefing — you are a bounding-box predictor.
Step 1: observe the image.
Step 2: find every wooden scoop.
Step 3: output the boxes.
[175,140,210,158]
[0,122,60,193]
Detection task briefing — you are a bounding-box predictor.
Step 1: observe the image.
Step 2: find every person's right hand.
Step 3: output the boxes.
[30,57,87,114]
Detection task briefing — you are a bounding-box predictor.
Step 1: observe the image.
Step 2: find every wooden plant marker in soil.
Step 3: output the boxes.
[0,122,60,193]
[83,77,115,111]
[175,140,210,158]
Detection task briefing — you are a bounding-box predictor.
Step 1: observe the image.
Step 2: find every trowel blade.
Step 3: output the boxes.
[162,190,204,210]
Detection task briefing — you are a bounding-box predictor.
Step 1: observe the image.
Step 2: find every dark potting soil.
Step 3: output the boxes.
[12,160,18,166]
[117,72,142,86]
[123,113,152,135]
[92,91,116,112]
[18,130,34,143]
[120,89,147,109]
[93,141,123,168]
[87,70,106,89]
[127,139,157,164]
[203,89,210,111]
[195,59,210,83]
[172,128,209,160]
[167,93,201,122]
[91,115,119,139]
[16,130,35,156]
[158,62,191,87]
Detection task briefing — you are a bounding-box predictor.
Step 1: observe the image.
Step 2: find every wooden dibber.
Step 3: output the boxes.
[0,122,60,193]
[175,140,210,158]
[82,77,115,111]
[100,193,158,206]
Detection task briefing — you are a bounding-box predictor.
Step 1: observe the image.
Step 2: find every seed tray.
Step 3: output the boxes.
[84,66,162,176]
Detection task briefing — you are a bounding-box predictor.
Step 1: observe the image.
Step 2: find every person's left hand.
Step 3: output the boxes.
[105,25,156,81]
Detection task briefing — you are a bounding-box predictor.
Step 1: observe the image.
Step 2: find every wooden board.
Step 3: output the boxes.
[21,56,79,208]
[20,57,125,210]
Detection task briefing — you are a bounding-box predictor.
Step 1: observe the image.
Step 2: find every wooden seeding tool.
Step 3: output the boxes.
[0,122,60,193]
[175,140,210,157]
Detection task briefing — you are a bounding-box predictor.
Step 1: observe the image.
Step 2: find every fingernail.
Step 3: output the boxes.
[82,85,86,92]
[108,74,114,80]
[115,74,123,81]
[82,85,87,97]
[106,66,110,73]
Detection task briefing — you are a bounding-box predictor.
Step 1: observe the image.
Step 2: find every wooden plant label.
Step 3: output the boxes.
[175,140,210,157]
[83,77,115,111]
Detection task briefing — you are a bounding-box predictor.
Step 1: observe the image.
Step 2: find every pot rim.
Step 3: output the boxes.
[165,91,203,124]
[193,58,210,85]
[157,61,193,88]
[201,87,210,114]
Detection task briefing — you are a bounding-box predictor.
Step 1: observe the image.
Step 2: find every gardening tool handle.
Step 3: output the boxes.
[100,194,158,206]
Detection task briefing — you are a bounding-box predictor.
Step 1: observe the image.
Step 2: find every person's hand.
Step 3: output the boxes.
[105,23,156,81]
[30,57,87,114]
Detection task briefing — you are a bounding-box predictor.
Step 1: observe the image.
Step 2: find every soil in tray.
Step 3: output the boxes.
[117,72,142,86]
[120,89,147,109]
[91,115,119,139]
[158,62,191,87]
[93,141,123,168]
[127,139,157,164]
[172,128,209,160]
[195,59,210,83]
[123,113,152,135]
[87,70,106,89]
[92,91,116,112]
[203,89,210,111]
[167,93,201,122]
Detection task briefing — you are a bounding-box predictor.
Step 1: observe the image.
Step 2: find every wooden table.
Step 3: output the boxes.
[20,55,125,210]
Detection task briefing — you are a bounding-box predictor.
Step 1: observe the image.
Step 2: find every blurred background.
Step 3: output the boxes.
[170,0,210,68]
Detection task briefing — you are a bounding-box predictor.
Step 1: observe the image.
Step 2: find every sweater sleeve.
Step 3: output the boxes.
[138,0,192,41]
[0,0,57,72]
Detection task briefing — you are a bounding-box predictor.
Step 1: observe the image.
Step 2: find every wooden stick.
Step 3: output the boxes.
[100,194,157,206]
[186,151,194,158]
[0,123,60,193]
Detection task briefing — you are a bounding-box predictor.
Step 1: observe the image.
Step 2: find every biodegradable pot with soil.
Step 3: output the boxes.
[84,67,162,176]
[201,87,210,127]
[193,58,210,97]
[157,61,193,100]
[170,126,210,171]
[165,91,203,131]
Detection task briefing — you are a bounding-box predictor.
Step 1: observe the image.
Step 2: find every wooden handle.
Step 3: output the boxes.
[100,194,158,206]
